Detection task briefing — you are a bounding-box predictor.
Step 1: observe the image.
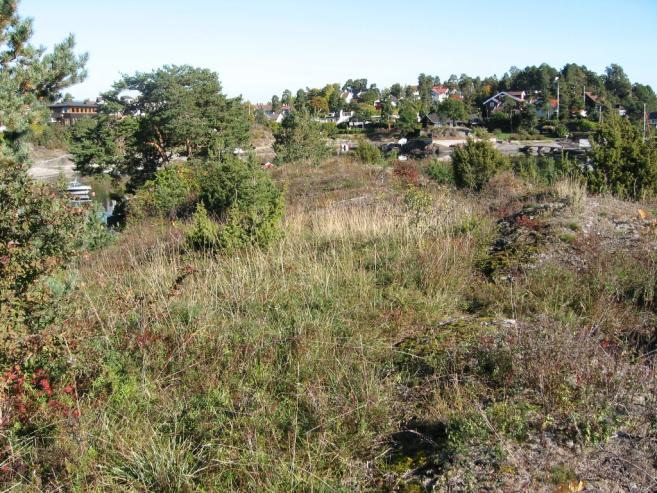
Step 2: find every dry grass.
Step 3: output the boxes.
[4,159,657,492]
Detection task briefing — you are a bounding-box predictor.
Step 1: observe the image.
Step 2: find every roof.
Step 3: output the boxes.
[585,92,601,103]
[506,91,525,99]
[49,100,99,109]
[425,113,442,125]
[432,85,449,95]
[482,91,525,106]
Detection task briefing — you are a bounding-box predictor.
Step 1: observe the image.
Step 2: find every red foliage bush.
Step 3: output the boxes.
[393,161,420,186]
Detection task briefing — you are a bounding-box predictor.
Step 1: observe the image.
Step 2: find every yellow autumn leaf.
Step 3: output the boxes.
[638,208,650,220]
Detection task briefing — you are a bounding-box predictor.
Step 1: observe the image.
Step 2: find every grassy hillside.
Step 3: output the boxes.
[6,158,657,491]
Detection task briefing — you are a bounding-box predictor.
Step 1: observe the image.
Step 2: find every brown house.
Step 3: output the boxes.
[49,100,99,125]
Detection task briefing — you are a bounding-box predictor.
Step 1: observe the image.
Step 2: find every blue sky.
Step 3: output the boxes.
[22,0,657,102]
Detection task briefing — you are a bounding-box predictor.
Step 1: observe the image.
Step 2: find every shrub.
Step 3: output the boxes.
[452,139,509,190]
[427,159,454,185]
[393,161,420,186]
[187,157,284,251]
[0,160,84,432]
[76,204,116,251]
[354,138,383,165]
[486,112,514,133]
[510,155,575,185]
[186,202,220,250]
[553,123,569,138]
[130,162,200,220]
[588,113,657,199]
[27,123,71,150]
[568,119,598,132]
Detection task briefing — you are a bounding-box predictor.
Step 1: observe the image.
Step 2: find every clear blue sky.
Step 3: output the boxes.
[22,0,657,102]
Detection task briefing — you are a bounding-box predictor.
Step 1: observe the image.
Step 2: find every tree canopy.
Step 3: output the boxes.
[71,65,250,187]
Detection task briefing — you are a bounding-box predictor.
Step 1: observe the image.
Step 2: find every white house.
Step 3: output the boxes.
[316,110,355,125]
[340,90,354,104]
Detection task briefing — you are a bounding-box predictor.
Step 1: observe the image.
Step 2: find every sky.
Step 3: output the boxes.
[21,0,657,103]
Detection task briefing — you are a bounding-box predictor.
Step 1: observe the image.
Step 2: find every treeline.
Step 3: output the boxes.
[263,63,657,123]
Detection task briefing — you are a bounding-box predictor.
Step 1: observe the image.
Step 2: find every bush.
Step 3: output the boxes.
[130,163,200,220]
[354,138,383,165]
[486,112,515,133]
[186,202,220,250]
[568,119,598,132]
[0,160,84,432]
[27,123,71,150]
[393,161,420,186]
[452,140,509,190]
[427,159,454,185]
[187,157,284,251]
[588,113,657,199]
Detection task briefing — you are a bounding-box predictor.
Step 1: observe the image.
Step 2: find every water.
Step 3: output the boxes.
[83,177,117,222]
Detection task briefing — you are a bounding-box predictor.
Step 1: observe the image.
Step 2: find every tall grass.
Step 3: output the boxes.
[48,181,485,490]
[6,159,656,491]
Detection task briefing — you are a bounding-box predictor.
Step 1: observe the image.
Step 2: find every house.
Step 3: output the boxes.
[373,97,398,110]
[614,104,627,117]
[255,103,291,123]
[536,98,559,119]
[316,110,355,125]
[579,92,603,117]
[482,91,526,115]
[422,113,444,127]
[431,85,450,103]
[649,112,657,127]
[49,100,99,125]
[340,90,354,104]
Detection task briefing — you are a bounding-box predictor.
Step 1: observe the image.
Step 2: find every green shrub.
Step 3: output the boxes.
[452,140,509,190]
[554,123,569,138]
[568,119,598,132]
[0,160,83,431]
[76,204,116,251]
[588,113,657,199]
[186,202,220,250]
[27,123,71,150]
[427,159,454,185]
[130,162,200,220]
[510,155,574,185]
[354,138,383,164]
[187,157,284,251]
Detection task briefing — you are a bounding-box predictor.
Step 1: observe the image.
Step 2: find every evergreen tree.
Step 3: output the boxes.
[0,0,87,429]
[71,65,250,188]
[273,109,327,164]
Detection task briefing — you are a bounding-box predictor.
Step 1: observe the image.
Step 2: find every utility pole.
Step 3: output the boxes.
[554,77,560,120]
[583,86,586,112]
[644,103,648,142]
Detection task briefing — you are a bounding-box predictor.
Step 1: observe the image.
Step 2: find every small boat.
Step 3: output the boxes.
[67,178,93,203]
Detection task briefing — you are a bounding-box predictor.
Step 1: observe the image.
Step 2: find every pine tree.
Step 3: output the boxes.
[0,0,87,429]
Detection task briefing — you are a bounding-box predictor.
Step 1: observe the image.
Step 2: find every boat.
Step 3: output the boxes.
[67,178,93,203]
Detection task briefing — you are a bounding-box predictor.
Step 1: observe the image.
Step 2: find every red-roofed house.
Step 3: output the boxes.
[431,85,450,103]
